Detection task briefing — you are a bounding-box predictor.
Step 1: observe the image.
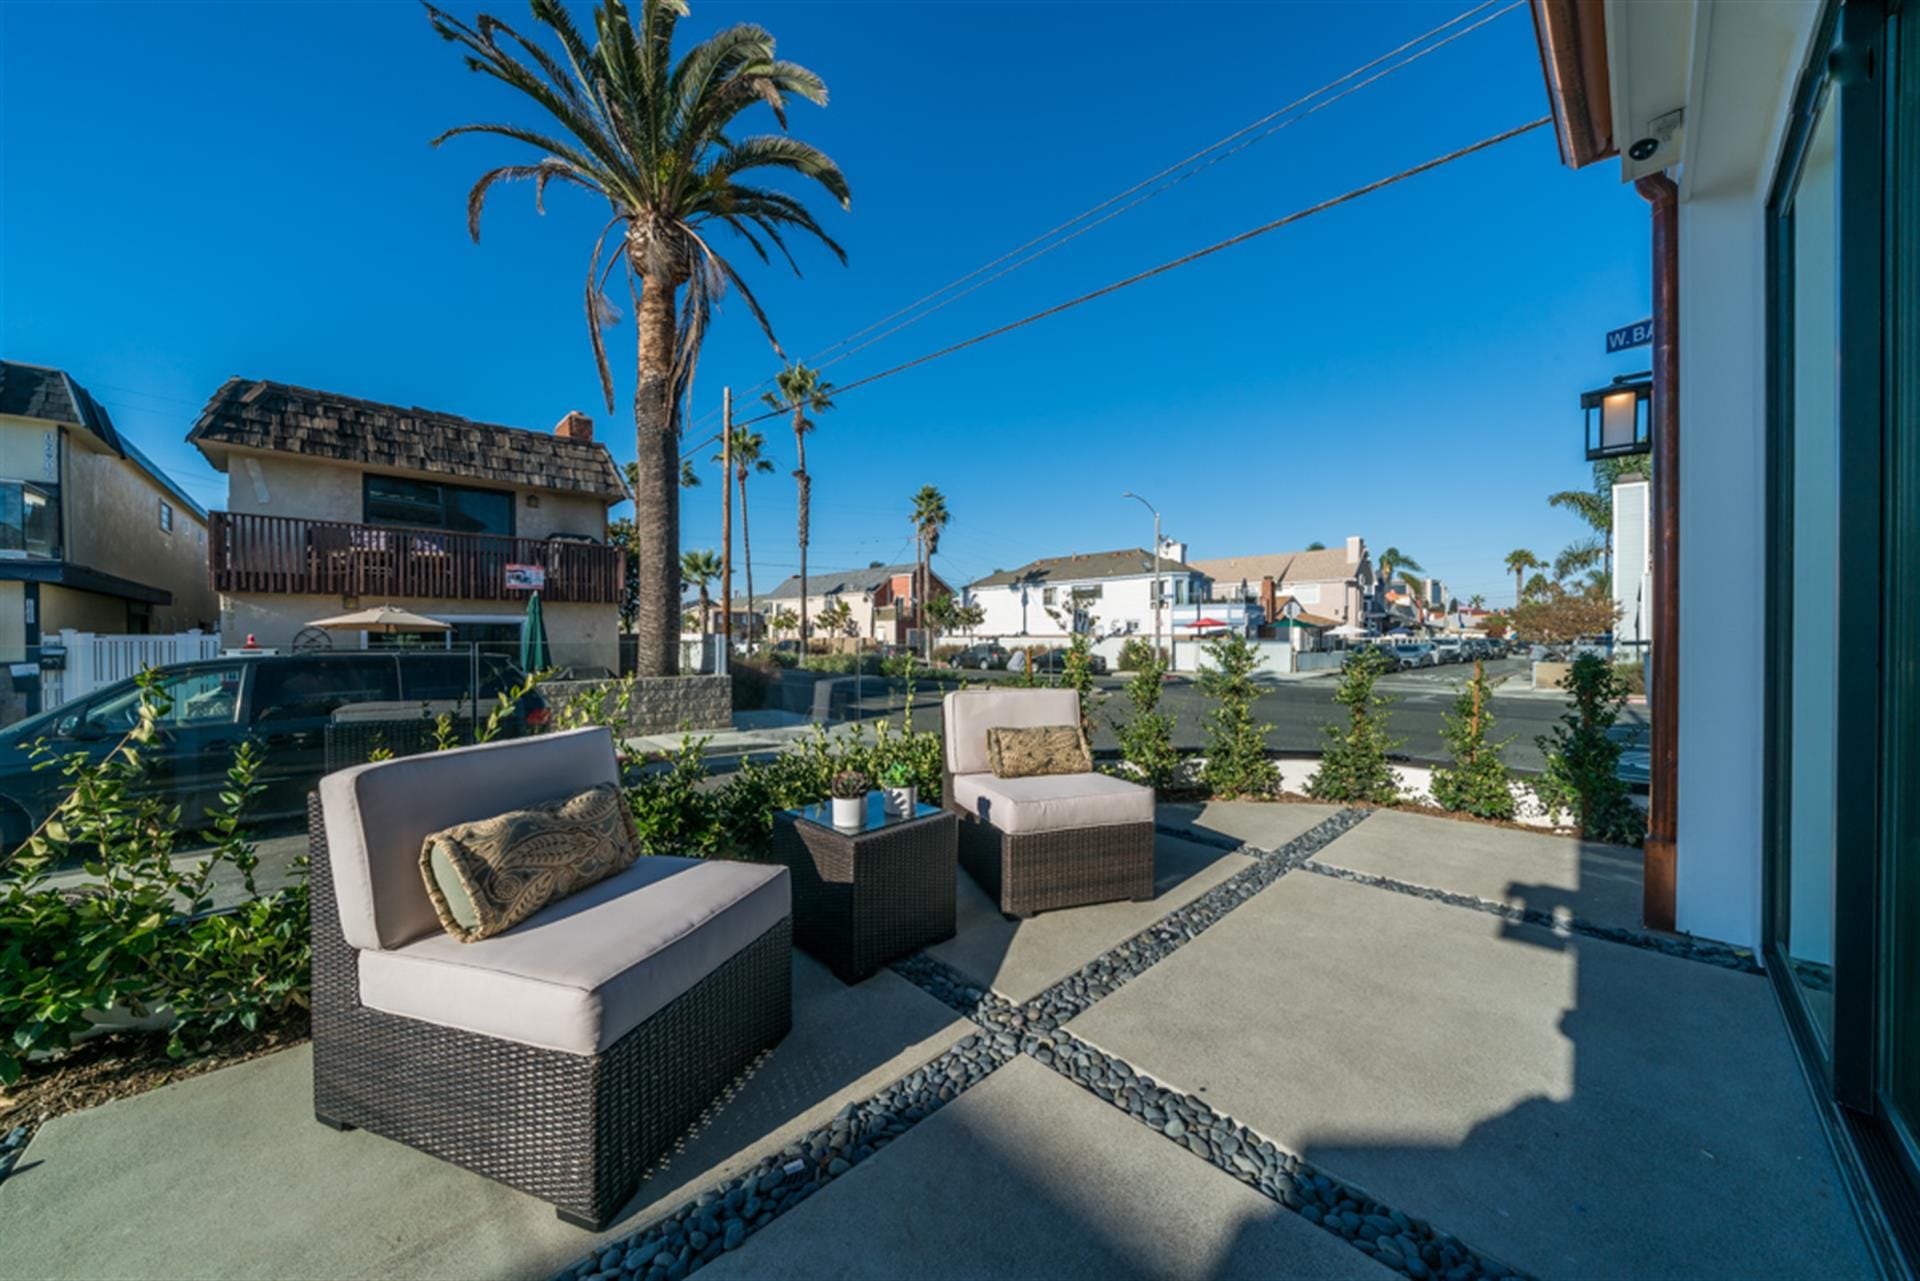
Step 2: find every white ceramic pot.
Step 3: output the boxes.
[831,795,867,829]
[882,785,917,817]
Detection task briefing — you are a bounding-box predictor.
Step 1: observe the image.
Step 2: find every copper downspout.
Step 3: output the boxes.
[1636,171,1679,932]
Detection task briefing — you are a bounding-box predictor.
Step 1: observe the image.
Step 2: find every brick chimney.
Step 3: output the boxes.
[1259,576,1277,620]
[555,410,594,442]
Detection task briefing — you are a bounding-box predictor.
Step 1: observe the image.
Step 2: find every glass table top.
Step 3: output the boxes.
[788,793,945,835]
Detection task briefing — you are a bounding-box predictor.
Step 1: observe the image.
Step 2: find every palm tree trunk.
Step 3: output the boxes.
[794,415,810,648]
[739,470,755,649]
[633,269,682,677]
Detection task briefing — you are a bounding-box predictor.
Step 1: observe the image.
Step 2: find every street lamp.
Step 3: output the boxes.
[1581,373,1653,460]
[1122,491,1162,663]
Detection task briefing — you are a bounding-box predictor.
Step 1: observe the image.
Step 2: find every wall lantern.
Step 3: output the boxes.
[1582,373,1652,461]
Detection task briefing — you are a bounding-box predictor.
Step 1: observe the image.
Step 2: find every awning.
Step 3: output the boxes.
[307,605,452,634]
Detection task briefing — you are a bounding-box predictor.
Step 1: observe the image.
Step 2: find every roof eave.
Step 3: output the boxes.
[1531,0,1617,169]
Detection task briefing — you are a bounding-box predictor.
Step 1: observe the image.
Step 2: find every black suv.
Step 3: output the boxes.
[952,643,1011,670]
[0,651,547,851]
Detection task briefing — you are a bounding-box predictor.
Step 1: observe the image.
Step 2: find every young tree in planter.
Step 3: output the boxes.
[1111,650,1178,793]
[1197,632,1277,798]
[1430,660,1516,819]
[1308,646,1403,804]
[1533,653,1646,844]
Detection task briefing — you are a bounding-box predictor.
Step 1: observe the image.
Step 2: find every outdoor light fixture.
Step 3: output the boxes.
[1581,372,1652,460]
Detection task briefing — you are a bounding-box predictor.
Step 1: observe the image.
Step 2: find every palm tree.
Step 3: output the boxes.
[680,548,722,633]
[1469,593,1486,610]
[910,485,950,658]
[1377,546,1423,618]
[1504,548,1544,606]
[763,364,834,644]
[1548,487,1611,589]
[430,0,850,677]
[1554,536,1605,586]
[715,427,775,647]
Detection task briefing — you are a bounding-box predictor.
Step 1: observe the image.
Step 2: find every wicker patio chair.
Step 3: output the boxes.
[309,727,792,1230]
[940,688,1156,917]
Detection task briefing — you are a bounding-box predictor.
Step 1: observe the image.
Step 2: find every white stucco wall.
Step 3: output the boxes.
[969,572,1198,643]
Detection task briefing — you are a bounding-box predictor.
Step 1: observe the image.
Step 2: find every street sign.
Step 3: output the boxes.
[1606,318,1654,353]
[504,563,546,590]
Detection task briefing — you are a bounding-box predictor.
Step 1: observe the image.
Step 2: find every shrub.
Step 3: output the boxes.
[1059,632,1099,736]
[1116,636,1164,673]
[1533,654,1646,844]
[932,643,966,664]
[801,651,882,676]
[1308,646,1403,804]
[0,672,299,1082]
[1197,632,1277,798]
[1111,651,1178,793]
[1430,660,1515,819]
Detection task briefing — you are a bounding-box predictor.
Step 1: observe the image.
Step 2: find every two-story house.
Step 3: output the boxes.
[0,361,219,719]
[762,562,953,644]
[967,548,1210,643]
[188,379,628,671]
[1190,536,1375,629]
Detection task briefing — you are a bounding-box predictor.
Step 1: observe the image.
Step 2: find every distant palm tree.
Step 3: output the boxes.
[1554,536,1605,586]
[1469,593,1485,610]
[910,485,950,657]
[1505,548,1544,605]
[716,428,776,645]
[680,548,722,633]
[429,0,849,676]
[1549,487,1611,588]
[1377,547,1424,618]
[764,364,834,646]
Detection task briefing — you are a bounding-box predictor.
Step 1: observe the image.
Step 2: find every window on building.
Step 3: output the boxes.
[364,474,515,537]
[1042,587,1056,607]
[0,482,58,558]
[159,500,173,533]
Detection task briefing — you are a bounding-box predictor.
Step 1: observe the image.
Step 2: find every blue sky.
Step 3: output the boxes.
[0,0,1650,608]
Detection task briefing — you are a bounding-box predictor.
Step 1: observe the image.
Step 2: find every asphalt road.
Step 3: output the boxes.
[847,658,1645,775]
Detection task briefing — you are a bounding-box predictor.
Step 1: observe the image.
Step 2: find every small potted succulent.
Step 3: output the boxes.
[830,770,871,829]
[880,761,917,818]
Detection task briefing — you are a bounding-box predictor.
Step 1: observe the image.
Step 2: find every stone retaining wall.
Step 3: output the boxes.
[545,674,732,736]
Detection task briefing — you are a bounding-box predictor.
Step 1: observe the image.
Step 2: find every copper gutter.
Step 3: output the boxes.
[1530,0,1617,166]
[1636,171,1679,932]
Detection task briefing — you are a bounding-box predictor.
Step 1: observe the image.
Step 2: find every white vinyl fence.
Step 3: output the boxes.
[38,630,221,712]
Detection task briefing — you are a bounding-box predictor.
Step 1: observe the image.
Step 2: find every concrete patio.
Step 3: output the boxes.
[0,805,1867,1281]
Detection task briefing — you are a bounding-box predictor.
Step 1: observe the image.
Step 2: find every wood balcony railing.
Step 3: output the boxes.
[208,511,625,605]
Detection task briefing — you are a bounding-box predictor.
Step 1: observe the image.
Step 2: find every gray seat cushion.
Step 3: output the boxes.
[320,727,621,951]
[943,688,1082,776]
[950,771,1154,835]
[358,855,791,1055]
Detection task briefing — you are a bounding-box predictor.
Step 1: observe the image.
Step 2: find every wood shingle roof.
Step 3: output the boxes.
[188,378,629,502]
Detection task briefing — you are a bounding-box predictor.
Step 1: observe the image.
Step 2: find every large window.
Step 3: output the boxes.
[363,474,514,537]
[0,482,58,558]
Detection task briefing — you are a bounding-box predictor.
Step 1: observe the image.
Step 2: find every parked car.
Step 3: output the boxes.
[1391,642,1436,668]
[1432,639,1464,664]
[952,643,1011,670]
[1029,647,1109,676]
[0,651,548,853]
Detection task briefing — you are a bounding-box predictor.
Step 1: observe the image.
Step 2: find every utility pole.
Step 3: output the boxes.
[721,388,734,656]
[1123,492,1163,663]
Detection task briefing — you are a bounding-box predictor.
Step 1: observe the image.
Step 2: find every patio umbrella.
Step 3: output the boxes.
[520,591,549,671]
[307,605,451,634]
[1328,623,1369,637]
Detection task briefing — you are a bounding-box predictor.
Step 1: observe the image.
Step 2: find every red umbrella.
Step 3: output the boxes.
[1181,617,1229,629]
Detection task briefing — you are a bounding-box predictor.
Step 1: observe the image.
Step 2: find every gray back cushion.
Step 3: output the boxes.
[942,688,1082,777]
[319,727,622,951]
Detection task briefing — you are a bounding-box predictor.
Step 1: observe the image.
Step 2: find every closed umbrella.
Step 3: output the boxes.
[521,591,549,672]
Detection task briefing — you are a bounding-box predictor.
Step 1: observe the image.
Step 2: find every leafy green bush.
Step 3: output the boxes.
[1059,632,1099,736]
[1308,646,1403,804]
[1533,654,1646,844]
[626,735,724,858]
[932,643,966,664]
[801,651,882,676]
[1430,661,1516,819]
[1111,651,1178,792]
[0,673,300,1083]
[1116,636,1164,673]
[1197,633,1277,798]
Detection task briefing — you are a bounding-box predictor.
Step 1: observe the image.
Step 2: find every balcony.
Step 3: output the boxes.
[208,510,624,604]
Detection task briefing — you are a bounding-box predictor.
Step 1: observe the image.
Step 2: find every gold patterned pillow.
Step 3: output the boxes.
[419,783,640,943]
[987,724,1091,779]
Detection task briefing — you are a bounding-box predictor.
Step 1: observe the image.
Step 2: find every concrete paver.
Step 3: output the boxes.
[701,1056,1394,1281]
[1066,872,1874,1280]
[1154,798,1343,851]
[0,954,965,1281]
[926,833,1251,1003]
[1310,808,1646,932]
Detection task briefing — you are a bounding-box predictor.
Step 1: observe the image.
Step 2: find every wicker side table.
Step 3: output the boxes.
[772,796,958,983]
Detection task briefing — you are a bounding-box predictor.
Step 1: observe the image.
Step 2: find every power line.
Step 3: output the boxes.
[730,116,1552,433]
[689,0,1518,432]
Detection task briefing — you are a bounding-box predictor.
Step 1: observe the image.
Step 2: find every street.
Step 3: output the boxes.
[846,657,1643,774]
